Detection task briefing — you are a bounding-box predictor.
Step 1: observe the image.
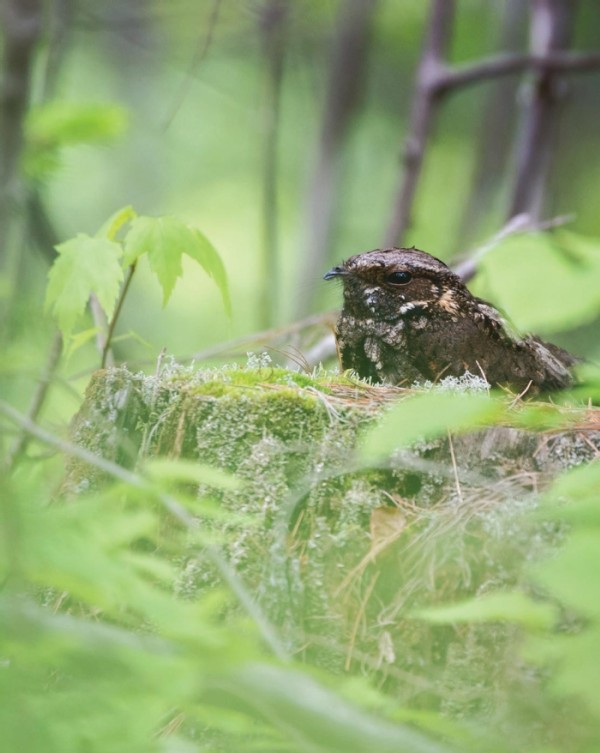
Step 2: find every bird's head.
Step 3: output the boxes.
[324,247,466,321]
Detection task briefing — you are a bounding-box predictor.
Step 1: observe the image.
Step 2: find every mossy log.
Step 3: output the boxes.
[67,362,600,725]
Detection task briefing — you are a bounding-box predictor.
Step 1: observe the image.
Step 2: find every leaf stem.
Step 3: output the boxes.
[101,261,137,369]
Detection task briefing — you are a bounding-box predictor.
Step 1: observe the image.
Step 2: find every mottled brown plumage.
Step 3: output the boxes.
[324,247,576,391]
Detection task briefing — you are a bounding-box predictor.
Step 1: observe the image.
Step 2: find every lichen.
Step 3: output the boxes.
[65,361,600,729]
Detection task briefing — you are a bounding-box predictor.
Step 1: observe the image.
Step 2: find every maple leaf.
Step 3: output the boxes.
[45,234,124,340]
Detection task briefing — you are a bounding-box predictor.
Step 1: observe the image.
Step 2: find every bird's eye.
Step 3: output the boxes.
[385,270,412,285]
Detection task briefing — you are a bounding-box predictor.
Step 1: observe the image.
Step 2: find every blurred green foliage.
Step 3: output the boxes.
[24,102,129,179]
[474,231,600,334]
[417,454,600,751]
[2,2,600,751]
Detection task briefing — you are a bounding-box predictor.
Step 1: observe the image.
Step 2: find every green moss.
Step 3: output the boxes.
[65,361,600,736]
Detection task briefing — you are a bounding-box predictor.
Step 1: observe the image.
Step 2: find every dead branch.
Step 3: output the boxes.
[435,49,600,92]
[453,211,574,283]
[5,332,63,469]
[384,0,455,247]
[508,0,578,219]
[457,0,527,247]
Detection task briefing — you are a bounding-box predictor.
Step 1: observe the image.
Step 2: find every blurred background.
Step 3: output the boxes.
[2,0,600,422]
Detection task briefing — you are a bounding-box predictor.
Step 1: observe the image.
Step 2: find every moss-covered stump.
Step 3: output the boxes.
[67,362,599,726]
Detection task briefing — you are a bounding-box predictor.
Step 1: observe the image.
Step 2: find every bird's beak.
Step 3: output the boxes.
[323,266,347,281]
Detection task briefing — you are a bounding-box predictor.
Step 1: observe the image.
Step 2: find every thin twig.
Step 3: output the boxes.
[384,0,455,246]
[453,211,574,283]
[89,294,109,361]
[509,380,534,408]
[5,331,63,469]
[508,0,577,219]
[435,50,600,93]
[101,261,137,368]
[162,0,222,131]
[456,0,526,247]
[447,431,463,506]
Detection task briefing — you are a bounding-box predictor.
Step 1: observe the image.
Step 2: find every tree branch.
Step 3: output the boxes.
[456,0,527,248]
[453,211,575,283]
[508,0,578,219]
[434,50,600,93]
[384,0,455,247]
[5,331,63,469]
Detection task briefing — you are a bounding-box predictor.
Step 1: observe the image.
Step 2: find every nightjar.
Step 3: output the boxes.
[324,246,577,391]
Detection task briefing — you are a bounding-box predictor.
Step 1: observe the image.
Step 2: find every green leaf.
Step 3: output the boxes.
[188,228,232,317]
[123,216,184,303]
[45,234,124,340]
[476,231,600,334]
[24,102,128,179]
[524,627,600,716]
[123,215,230,312]
[531,531,600,620]
[539,460,600,513]
[27,102,128,145]
[212,663,454,753]
[412,591,558,630]
[360,391,503,463]
[96,205,137,242]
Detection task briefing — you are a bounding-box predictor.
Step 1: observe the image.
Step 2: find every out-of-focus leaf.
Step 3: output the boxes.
[360,391,502,463]
[524,627,600,717]
[64,327,99,360]
[144,457,241,490]
[123,216,230,313]
[540,459,600,508]
[477,231,600,334]
[24,102,128,178]
[187,228,232,317]
[209,663,456,753]
[531,531,600,620]
[412,591,558,630]
[45,235,123,340]
[96,205,137,242]
[511,402,583,432]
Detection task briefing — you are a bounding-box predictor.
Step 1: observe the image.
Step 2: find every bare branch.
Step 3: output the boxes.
[457,0,527,247]
[508,0,578,219]
[162,0,222,131]
[434,50,600,92]
[5,332,63,469]
[454,212,575,283]
[384,0,598,250]
[384,0,456,247]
